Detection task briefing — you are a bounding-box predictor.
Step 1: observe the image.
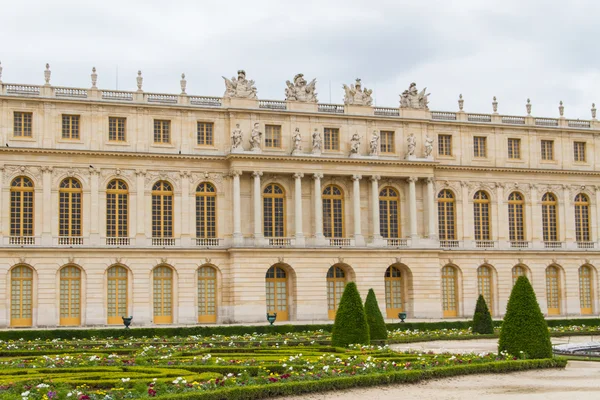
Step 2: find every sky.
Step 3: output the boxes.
[1,0,599,119]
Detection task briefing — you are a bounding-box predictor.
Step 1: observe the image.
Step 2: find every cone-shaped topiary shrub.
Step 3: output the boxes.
[472,294,494,334]
[331,282,370,347]
[498,276,552,359]
[364,288,388,341]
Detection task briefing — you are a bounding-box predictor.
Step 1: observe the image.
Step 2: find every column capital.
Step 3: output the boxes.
[252,171,263,178]
[229,170,242,177]
[41,166,53,174]
[426,177,434,184]
[313,173,324,180]
[135,169,147,177]
[352,174,362,181]
[407,176,418,183]
[370,175,380,182]
[293,172,304,179]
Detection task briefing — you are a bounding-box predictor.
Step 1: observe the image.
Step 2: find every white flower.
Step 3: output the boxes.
[121,377,130,382]
[21,391,30,397]
[36,383,49,388]
[67,394,73,397]
[323,365,329,372]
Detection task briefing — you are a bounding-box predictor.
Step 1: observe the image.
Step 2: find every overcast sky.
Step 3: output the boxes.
[2,0,599,119]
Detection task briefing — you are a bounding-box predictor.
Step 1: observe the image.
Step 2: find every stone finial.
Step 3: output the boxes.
[526,98,531,115]
[180,73,186,94]
[91,67,97,89]
[559,100,564,117]
[44,63,51,85]
[492,96,498,113]
[458,94,464,111]
[0,61,3,83]
[592,103,597,120]
[136,70,143,91]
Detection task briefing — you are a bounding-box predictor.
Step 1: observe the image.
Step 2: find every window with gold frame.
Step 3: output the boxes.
[264,125,282,148]
[574,193,590,242]
[324,128,340,151]
[473,191,490,240]
[546,265,561,315]
[153,266,173,324]
[153,120,171,144]
[11,265,33,327]
[107,265,128,325]
[379,187,400,238]
[322,185,344,238]
[512,265,527,286]
[62,115,80,140]
[197,122,214,146]
[108,117,126,142]
[441,265,458,317]
[541,193,558,242]
[541,140,554,161]
[13,112,33,138]
[380,131,395,154]
[437,190,456,240]
[508,192,525,241]
[59,178,82,237]
[266,265,288,321]
[152,181,173,238]
[477,265,493,313]
[198,266,217,323]
[10,177,34,238]
[579,265,593,315]
[60,265,81,326]
[507,138,521,159]
[106,179,128,238]
[473,136,487,158]
[438,134,452,156]
[326,265,347,319]
[263,183,285,237]
[574,141,587,162]
[384,266,403,318]
[196,182,216,239]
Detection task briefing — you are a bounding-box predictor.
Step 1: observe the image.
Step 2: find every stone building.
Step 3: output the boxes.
[0,64,598,327]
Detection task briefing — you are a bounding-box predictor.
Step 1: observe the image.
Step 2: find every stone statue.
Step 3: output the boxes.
[223,70,258,99]
[292,128,302,153]
[231,124,243,151]
[312,128,322,154]
[400,82,429,110]
[424,134,434,158]
[44,63,51,85]
[249,122,262,151]
[369,130,379,156]
[343,78,373,106]
[406,133,416,157]
[350,132,361,155]
[285,73,317,102]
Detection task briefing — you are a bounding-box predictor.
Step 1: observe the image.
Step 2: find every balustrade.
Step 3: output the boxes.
[467,113,492,123]
[58,237,83,245]
[189,96,222,107]
[501,115,526,125]
[431,111,457,121]
[152,238,175,246]
[318,103,345,114]
[577,241,595,249]
[374,107,399,116]
[5,84,40,95]
[268,238,293,247]
[195,238,223,247]
[101,90,134,101]
[259,100,287,110]
[386,238,408,247]
[9,236,35,245]
[106,237,130,246]
[568,120,591,128]
[544,241,564,249]
[535,118,559,127]
[328,238,352,247]
[55,87,88,98]
[146,93,178,104]
[509,240,530,249]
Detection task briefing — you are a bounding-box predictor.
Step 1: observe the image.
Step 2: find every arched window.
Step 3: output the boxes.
[152,181,173,238]
[385,266,403,318]
[546,266,561,315]
[153,266,173,324]
[11,265,33,327]
[107,265,128,325]
[323,185,344,238]
[10,177,34,239]
[477,266,493,313]
[263,184,285,238]
[512,265,527,286]
[59,178,82,237]
[106,179,128,238]
[327,265,347,319]
[508,192,525,241]
[574,193,591,243]
[60,265,81,326]
[579,265,593,315]
[196,183,216,239]
[542,193,558,242]
[437,190,456,240]
[379,187,400,238]
[442,266,458,318]
[266,265,288,321]
[198,266,217,323]
[473,191,490,241]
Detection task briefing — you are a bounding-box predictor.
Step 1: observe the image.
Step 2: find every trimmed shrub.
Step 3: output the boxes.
[499,276,552,359]
[364,289,388,341]
[472,294,494,334]
[331,282,370,347]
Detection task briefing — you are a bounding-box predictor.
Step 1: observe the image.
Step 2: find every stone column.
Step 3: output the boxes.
[426,177,438,240]
[293,173,305,246]
[253,171,263,243]
[562,184,574,244]
[370,175,382,244]
[180,171,191,246]
[135,170,146,244]
[529,184,540,245]
[352,175,365,246]
[313,173,324,242]
[595,186,600,242]
[496,183,505,242]
[232,170,243,246]
[41,166,53,245]
[408,177,418,239]
[89,169,100,245]
[461,181,472,241]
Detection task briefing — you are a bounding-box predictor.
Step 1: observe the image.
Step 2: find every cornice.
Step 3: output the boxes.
[434,164,600,176]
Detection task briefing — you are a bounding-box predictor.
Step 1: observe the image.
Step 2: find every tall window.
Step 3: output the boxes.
[264,125,282,148]
[59,178,82,237]
[263,183,285,237]
[11,265,33,327]
[327,265,347,319]
[508,192,525,241]
[323,185,344,238]
[477,266,493,313]
[62,115,80,140]
[473,191,490,241]
[473,136,487,158]
[153,266,173,324]
[541,193,558,242]
[385,266,403,318]
[153,120,170,144]
[380,131,395,153]
[507,138,521,159]
[512,265,527,286]
[579,266,593,315]
[541,140,554,161]
[442,266,458,318]
[574,141,586,162]
[198,266,217,323]
[324,128,340,151]
[437,190,456,240]
[196,182,216,239]
[10,177,34,238]
[438,134,452,156]
[266,265,288,321]
[106,179,128,238]
[107,265,128,325]
[152,181,173,238]
[574,193,590,242]
[108,117,126,142]
[379,187,399,238]
[59,266,81,326]
[546,266,561,315]
[197,122,214,146]
[13,112,33,137]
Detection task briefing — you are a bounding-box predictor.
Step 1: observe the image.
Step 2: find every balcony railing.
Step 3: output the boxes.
[58,236,83,245]
[510,240,530,249]
[374,107,399,117]
[501,115,526,125]
[544,241,564,249]
[535,118,559,127]
[5,84,41,95]
[259,100,287,110]
[467,113,492,123]
[431,111,457,121]
[146,93,178,104]
[189,96,222,107]
[195,238,223,247]
[568,119,591,128]
[55,87,88,98]
[440,240,460,248]
[577,241,595,249]
[329,238,352,247]
[318,103,344,114]
[106,237,130,246]
[102,90,134,101]
[475,240,496,248]
[152,238,175,246]
[268,237,293,247]
[9,236,35,245]
[386,238,408,247]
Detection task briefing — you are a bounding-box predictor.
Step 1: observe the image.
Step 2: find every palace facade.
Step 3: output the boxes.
[0,65,598,327]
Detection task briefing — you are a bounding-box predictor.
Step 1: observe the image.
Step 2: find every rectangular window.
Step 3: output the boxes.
[507,138,521,159]
[541,140,554,161]
[380,131,395,153]
[438,134,452,156]
[108,117,126,142]
[473,136,487,158]
[574,141,586,162]
[264,125,282,148]
[153,120,171,144]
[197,122,214,146]
[62,115,80,140]
[13,112,33,138]
[324,128,340,151]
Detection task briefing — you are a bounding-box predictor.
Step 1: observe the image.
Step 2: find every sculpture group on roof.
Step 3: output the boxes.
[285,73,318,102]
[343,78,373,106]
[223,70,258,99]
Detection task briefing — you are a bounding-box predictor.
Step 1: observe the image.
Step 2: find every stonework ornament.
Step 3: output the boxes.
[350,132,361,155]
[44,63,51,85]
[137,70,143,91]
[424,134,434,158]
[559,100,564,117]
[91,67,97,89]
[400,82,429,109]
[526,98,532,115]
[369,130,379,156]
[592,103,596,119]
[249,122,262,151]
[285,73,317,102]
[231,124,243,152]
[343,78,373,106]
[458,94,464,111]
[223,70,257,99]
[406,133,417,157]
[492,96,498,113]
[180,73,187,94]
[312,128,322,155]
[292,128,302,153]
[0,61,3,83]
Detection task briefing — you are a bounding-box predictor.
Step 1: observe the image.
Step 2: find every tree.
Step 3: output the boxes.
[331,282,370,347]
[364,289,388,341]
[472,294,494,334]
[498,276,552,359]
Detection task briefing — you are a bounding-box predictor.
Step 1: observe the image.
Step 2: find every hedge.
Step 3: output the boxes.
[331,282,370,347]
[365,289,388,341]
